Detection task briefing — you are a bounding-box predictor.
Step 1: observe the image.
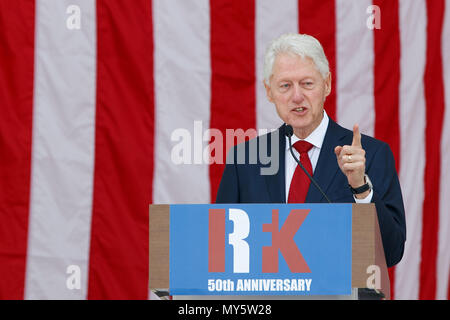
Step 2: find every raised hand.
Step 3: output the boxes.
[334,124,368,197]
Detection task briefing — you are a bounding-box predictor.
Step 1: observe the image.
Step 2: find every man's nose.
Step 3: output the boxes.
[292,84,304,104]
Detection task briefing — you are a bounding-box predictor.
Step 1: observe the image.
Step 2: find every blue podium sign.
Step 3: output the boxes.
[169,204,352,296]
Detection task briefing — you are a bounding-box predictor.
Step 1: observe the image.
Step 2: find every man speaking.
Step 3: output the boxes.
[216,33,406,268]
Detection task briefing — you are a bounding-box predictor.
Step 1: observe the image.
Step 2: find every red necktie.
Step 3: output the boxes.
[288,141,313,203]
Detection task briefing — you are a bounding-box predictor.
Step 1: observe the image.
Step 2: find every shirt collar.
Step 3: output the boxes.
[285,110,329,151]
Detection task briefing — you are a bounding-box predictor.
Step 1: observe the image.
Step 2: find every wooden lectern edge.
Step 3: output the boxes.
[351,203,390,299]
[149,203,390,299]
[373,207,391,300]
[149,204,170,290]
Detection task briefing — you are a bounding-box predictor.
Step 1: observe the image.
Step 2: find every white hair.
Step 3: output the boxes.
[263,33,330,83]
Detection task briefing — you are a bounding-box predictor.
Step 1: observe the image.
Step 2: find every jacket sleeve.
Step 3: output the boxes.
[368,142,406,267]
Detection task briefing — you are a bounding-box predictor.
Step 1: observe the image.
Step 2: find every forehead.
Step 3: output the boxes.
[271,52,321,80]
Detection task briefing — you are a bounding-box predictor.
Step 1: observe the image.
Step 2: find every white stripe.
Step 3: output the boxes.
[152,0,211,203]
[336,0,375,136]
[25,0,96,299]
[395,0,427,300]
[437,0,450,300]
[256,0,298,131]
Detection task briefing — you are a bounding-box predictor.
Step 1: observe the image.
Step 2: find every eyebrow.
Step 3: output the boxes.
[276,77,315,83]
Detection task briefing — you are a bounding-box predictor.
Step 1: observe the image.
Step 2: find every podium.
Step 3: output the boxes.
[149,203,390,300]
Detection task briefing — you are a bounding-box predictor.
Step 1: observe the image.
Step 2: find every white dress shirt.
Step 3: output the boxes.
[285,111,373,203]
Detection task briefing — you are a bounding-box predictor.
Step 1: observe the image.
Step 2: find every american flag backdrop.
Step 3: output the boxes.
[0,0,449,300]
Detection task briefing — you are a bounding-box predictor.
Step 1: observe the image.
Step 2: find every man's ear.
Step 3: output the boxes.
[325,72,332,97]
[264,80,274,103]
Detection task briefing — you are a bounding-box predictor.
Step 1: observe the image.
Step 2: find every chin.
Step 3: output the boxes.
[288,118,312,131]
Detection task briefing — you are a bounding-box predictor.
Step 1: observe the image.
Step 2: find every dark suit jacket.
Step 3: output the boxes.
[216,120,406,267]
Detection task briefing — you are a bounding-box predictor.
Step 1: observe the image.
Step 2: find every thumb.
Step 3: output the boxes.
[352,124,362,147]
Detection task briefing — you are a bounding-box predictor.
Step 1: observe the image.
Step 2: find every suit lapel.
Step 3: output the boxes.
[264,124,286,203]
[306,119,349,203]
[263,121,350,203]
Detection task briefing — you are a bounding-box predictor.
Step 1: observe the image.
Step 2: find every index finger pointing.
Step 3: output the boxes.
[352,124,362,147]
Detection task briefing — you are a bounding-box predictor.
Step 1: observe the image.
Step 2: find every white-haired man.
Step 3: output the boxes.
[216,33,406,268]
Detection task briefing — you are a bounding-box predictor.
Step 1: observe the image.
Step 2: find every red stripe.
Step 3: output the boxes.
[298,0,337,121]
[372,0,401,300]
[420,0,445,300]
[209,0,256,201]
[0,0,35,299]
[88,0,154,299]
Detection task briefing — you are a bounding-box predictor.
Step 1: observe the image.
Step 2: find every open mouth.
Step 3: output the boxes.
[291,106,308,114]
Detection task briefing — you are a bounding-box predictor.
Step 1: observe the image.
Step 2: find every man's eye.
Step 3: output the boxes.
[303,81,314,87]
[280,84,290,89]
